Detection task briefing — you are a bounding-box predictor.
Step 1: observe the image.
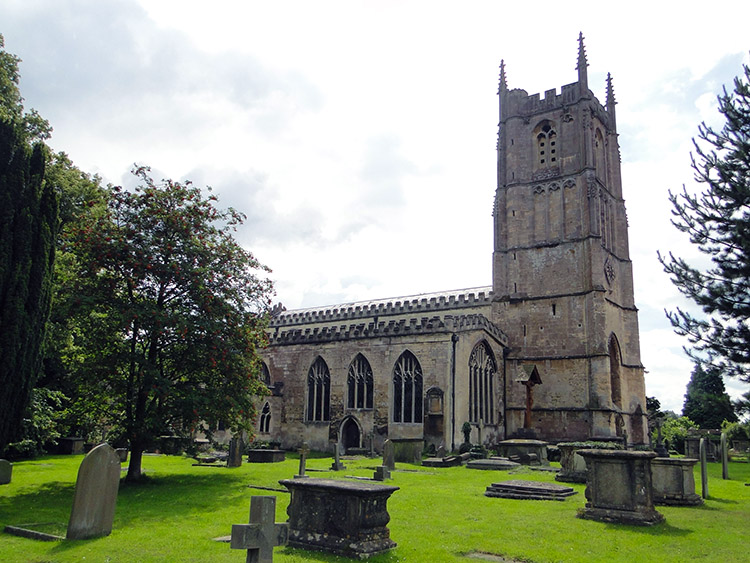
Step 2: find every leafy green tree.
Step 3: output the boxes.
[682,363,737,429]
[653,413,698,454]
[659,62,750,382]
[65,166,273,480]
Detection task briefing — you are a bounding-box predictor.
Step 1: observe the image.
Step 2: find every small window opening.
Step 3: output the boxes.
[552,304,556,316]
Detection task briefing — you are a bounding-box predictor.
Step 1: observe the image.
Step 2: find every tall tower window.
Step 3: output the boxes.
[347,354,374,409]
[306,357,330,422]
[260,361,271,387]
[535,120,558,167]
[392,351,423,423]
[609,335,622,409]
[469,341,497,424]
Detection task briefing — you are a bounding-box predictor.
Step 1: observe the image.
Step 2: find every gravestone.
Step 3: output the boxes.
[279,478,399,558]
[496,439,549,466]
[0,459,11,485]
[330,440,345,471]
[484,479,577,501]
[383,439,395,471]
[721,432,729,480]
[247,449,286,463]
[295,442,310,479]
[373,465,390,481]
[66,443,121,540]
[466,458,520,471]
[228,436,244,468]
[368,432,375,458]
[700,437,708,499]
[436,445,446,458]
[230,496,288,563]
[577,449,664,526]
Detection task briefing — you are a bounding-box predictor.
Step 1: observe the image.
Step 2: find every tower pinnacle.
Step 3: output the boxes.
[606,72,617,128]
[498,59,507,93]
[576,32,588,90]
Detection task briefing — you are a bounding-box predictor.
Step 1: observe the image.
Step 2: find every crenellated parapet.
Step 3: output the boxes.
[268,312,507,346]
[270,287,493,328]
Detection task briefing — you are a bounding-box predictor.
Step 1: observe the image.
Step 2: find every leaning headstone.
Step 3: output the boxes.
[700,437,708,499]
[436,445,446,459]
[383,439,395,471]
[228,436,244,468]
[66,443,121,540]
[721,432,729,480]
[0,459,11,485]
[295,442,310,479]
[230,496,288,563]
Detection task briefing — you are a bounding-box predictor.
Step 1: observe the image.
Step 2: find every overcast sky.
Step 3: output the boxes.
[2,0,749,413]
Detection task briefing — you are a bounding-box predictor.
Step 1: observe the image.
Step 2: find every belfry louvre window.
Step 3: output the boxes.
[347,354,374,409]
[535,121,557,166]
[392,351,423,423]
[259,401,271,433]
[469,341,497,424]
[306,357,330,422]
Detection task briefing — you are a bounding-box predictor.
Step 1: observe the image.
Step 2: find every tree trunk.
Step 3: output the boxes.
[126,442,144,481]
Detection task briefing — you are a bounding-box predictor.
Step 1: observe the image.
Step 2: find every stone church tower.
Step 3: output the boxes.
[492,34,647,443]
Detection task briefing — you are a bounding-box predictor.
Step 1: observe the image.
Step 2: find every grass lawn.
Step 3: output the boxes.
[0,452,748,562]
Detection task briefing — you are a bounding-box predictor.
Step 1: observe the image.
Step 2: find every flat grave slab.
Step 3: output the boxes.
[247,449,286,463]
[484,479,577,501]
[466,459,520,471]
[422,455,463,468]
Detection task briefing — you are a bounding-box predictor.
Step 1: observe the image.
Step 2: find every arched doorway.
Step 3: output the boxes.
[341,417,361,451]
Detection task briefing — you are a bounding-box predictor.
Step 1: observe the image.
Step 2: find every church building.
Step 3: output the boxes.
[256,35,648,455]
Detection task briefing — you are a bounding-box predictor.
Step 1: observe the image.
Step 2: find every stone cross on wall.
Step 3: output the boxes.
[295,442,310,478]
[231,496,289,563]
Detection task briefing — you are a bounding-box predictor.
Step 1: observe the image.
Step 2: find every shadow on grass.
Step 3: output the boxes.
[280,546,402,562]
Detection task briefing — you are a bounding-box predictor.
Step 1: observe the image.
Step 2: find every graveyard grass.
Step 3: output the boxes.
[1,452,749,562]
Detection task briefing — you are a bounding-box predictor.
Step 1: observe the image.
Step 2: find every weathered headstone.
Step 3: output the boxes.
[230,496,288,563]
[66,443,121,540]
[295,442,310,479]
[228,436,244,468]
[330,440,345,471]
[368,432,375,458]
[383,439,395,471]
[436,445,446,458]
[373,465,390,481]
[700,437,708,499]
[721,432,729,480]
[0,459,11,485]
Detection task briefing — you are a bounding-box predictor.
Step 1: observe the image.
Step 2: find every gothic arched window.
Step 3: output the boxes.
[392,351,423,423]
[469,341,497,424]
[594,128,606,179]
[609,334,622,409]
[260,362,271,387]
[259,401,271,433]
[347,354,373,409]
[534,120,557,167]
[306,357,330,422]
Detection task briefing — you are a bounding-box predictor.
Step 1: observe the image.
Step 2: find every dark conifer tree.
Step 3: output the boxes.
[0,122,57,451]
[682,363,737,429]
[660,63,750,382]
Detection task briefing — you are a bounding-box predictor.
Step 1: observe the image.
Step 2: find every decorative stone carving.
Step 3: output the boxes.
[533,184,545,195]
[563,178,576,189]
[549,182,560,191]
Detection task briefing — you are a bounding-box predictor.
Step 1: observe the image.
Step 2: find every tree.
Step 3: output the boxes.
[0,34,58,452]
[659,62,750,381]
[682,362,737,429]
[0,122,57,452]
[656,413,698,455]
[65,166,273,480]
[732,390,750,419]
